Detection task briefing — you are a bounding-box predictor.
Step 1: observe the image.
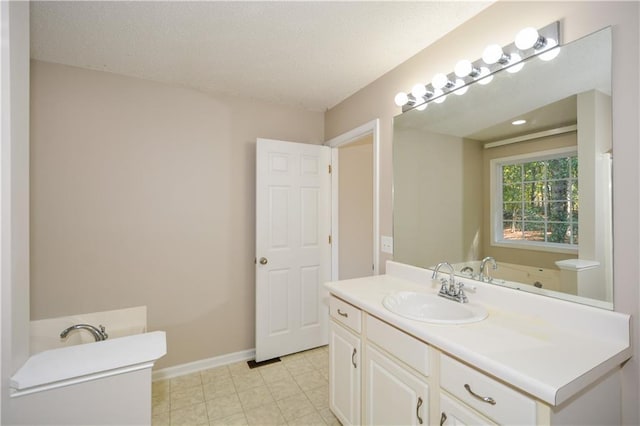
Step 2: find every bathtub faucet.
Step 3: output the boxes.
[479,257,497,282]
[60,324,108,342]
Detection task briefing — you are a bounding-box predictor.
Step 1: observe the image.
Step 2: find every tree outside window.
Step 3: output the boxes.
[499,153,578,247]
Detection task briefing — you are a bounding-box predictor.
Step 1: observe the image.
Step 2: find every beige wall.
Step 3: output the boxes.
[325,1,639,423]
[576,90,613,300]
[393,128,483,268]
[30,60,324,368]
[338,136,373,280]
[2,2,31,424]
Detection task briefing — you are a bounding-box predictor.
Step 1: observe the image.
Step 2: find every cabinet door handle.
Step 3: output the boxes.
[440,412,447,426]
[351,348,357,368]
[464,383,496,405]
[337,309,348,318]
[416,397,423,424]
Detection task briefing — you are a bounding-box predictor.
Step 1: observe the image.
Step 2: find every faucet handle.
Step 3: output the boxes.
[99,324,108,340]
[438,278,449,296]
[456,283,469,303]
[439,278,448,290]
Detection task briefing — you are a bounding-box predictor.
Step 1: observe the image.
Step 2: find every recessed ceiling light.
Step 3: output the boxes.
[512,119,527,126]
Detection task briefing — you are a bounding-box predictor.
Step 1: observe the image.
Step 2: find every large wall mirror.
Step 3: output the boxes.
[393,27,613,309]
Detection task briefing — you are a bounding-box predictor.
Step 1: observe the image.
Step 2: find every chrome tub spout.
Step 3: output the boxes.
[60,324,108,342]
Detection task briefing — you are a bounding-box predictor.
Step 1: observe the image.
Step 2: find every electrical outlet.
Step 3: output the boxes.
[381,235,393,254]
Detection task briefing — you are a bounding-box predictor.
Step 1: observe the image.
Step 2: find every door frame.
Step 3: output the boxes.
[326,119,380,280]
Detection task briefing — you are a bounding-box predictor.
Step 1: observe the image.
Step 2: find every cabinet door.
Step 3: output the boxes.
[329,320,361,426]
[364,344,429,426]
[440,393,496,426]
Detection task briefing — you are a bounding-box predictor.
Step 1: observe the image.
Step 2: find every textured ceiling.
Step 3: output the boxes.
[30,1,493,111]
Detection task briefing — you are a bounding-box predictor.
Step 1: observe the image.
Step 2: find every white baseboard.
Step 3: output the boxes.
[152,348,256,382]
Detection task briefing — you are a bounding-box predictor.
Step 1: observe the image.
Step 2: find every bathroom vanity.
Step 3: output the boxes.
[325,261,631,425]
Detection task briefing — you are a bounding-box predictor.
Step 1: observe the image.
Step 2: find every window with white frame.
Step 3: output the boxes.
[492,148,578,251]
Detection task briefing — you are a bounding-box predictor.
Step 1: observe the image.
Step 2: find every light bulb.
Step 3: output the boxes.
[454,59,472,78]
[411,84,427,99]
[476,67,493,85]
[482,44,504,65]
[515,27,540,50]
[431,73,450,90]
[506,53,524,73]
[394,92,409,107]
[454,79,468,95]
[433,88,446,104]
[512,119,527,126]
[539,39,561,61]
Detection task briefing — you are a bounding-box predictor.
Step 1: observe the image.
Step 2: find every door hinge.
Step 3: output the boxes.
[329,235,332,244]
[328,164,332,174]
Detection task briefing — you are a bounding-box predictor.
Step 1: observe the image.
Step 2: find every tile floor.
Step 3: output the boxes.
[152,346,341,426]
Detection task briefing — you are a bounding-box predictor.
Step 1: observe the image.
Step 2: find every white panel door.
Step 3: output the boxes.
[256,138,331,362]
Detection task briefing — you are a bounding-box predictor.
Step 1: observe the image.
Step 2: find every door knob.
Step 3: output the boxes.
[259,257,268,265]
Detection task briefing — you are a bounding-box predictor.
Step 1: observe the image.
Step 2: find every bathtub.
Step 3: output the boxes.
[29,306,148,354]
[449,260,613,309]
[452,260,564,293]
[10,307,166,425]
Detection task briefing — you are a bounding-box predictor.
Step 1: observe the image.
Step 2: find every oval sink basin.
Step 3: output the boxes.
[382,291,488,324]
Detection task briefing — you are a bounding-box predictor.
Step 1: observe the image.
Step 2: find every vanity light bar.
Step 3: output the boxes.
[395,22,560,113]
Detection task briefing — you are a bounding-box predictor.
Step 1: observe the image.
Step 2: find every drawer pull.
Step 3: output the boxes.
[416,397,424,424]
[464,383,496,405]
[337,309,348,318]
[440,412,447,426]
[352,348,357,368]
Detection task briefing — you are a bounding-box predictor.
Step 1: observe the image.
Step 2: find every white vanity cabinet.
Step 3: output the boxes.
[364,315,430,425]
[439,354,536,425]
[326,266,631,426]
[329,297,361,426]
[329,295,432,425]
[438,351,625,426]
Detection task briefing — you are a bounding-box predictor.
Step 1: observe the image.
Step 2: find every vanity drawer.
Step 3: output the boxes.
[329,296,362,333]
[366,315,430,377]
[440,354,536,425]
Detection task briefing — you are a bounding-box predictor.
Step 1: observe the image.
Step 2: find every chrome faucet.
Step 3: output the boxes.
[60,324,108,342]
[432,262,468,303]
[479,256,497,282]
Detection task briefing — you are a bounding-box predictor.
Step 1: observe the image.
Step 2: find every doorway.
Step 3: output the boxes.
[254,118,379,361]
[327,119,380,280]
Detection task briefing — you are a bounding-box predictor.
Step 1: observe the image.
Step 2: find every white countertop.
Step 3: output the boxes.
[325,262,631,406]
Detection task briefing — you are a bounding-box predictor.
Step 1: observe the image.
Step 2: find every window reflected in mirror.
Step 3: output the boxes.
[392,27,612,309]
